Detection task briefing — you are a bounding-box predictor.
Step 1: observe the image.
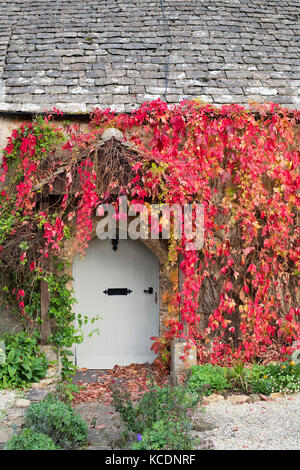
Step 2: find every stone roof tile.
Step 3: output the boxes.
[0,0,299,113]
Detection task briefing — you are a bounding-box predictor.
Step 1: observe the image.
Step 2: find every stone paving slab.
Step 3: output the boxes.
[73,402,132,450]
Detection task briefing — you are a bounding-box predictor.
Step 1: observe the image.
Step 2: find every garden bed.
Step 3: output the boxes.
[187,361,300,398]
[1,356,299,450]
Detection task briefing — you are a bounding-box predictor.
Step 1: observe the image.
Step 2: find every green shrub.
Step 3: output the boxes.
[188,364,230,395]
[247,362,300,395]
[5,429,58,450]
[131,418,196,450]
[112,382,200,434]
[0,331,48,389]
[267,362,300,393]
[245,364,274,395]
[188,361,300,396]
[25,398,88,449]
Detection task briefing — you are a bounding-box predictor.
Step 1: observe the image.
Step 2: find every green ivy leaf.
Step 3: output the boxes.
[7,365,16,377]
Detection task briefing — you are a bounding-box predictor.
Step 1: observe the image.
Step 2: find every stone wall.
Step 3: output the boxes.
[0,116,24,160]
[0,302,23,337]
[0,115,89,162]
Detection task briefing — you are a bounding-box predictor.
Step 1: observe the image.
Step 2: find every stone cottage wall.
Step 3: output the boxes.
[0,117,26,333]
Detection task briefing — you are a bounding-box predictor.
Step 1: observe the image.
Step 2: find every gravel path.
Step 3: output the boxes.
[195,394,300,450]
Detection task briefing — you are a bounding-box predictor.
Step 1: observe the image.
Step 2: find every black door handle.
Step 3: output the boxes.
[144,287,153,294]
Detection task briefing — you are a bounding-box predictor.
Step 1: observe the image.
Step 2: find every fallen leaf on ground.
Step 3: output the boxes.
[259,394,269,401]
[72,362,169,405]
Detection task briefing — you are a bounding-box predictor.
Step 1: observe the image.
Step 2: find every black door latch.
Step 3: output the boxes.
[103,288,132,296]
[143,287,153,294]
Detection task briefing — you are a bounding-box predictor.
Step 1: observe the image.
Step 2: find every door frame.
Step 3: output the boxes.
[60,218,172,363]
[73,237,161,368]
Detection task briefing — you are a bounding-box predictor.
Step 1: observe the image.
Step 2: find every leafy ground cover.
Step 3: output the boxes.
[188,359,300,396]
[0,331,48,389]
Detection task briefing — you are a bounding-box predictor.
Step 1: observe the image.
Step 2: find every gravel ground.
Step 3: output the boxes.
[195,393,300,450]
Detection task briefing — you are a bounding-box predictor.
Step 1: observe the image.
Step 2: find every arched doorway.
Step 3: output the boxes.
[73,237,159,368]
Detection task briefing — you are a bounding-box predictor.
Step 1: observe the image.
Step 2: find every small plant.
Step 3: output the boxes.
[246,364,274,395]
[227,360,250,393]
[131,418,196,450]
[5,428,58,450]
[0,331,48,389]
[53,380,81,403]
[112,381,200,434]
[25,397,88,449]
[111,386,138,433]
[111,379,202,450]
[247,361,300,395]
[137,383,200,432]
[188,364,230,395]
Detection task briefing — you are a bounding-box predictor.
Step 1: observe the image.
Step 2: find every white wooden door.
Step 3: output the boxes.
[73,237,159,369]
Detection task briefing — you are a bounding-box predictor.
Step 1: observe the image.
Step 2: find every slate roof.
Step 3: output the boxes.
[0,0,299,114]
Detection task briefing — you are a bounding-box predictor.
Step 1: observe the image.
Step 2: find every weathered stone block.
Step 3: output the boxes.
[40,345,61,380]
[40,345,58,363]
[15,399,31,408]
[101,128,124,142]
[205,393,225,404]
[171,339,197,383]
[26,389,48,402]
[226,395,251,404]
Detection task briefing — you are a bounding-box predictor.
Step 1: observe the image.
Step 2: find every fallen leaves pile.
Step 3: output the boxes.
[71,362,169,405]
